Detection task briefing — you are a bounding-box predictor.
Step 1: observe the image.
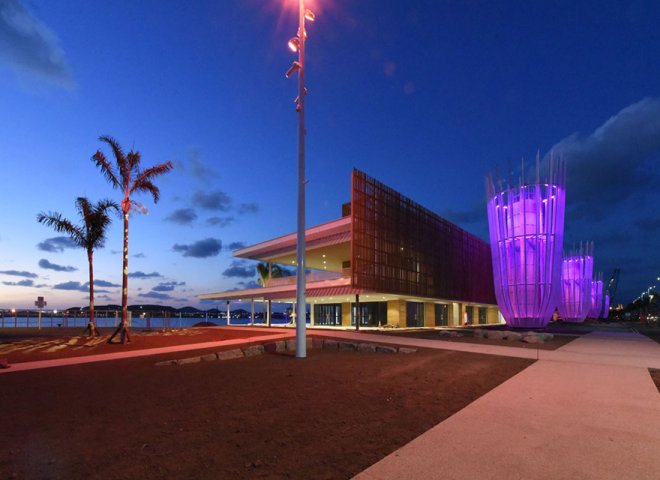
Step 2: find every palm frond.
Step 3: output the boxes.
[91,150,120,188]
[128,150,141,172]
[130,179,161,203]
[36,212,85,247]
[98,135,129,188]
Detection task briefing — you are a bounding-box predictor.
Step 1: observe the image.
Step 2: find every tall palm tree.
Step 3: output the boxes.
[37,197,118,336]
[92,135,173,344]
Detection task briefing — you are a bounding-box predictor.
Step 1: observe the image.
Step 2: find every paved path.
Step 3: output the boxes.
[0,328,293,375]
[354,331,660,480]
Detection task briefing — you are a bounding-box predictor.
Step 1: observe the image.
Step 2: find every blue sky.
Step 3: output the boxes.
[0,0,658,310]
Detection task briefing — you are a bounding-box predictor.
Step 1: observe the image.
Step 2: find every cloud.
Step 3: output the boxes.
[0,0,73,88]
[52,281,109,293]
[128,271,162,279]
[206,216,234,227]
[165,208,198,225]
[223,260,255,278]
[93,279,120,288]
[193,190,232,211]
[38,258,77,272]
[0,269,37,278]
[152,281,185,292]
[237,280,261,289]
[237,202,259,215]
[37,236,77,253]
[138,291,174,300]
[178,148,219,183]
[548,97,660,214]
[173,238,222,258]
[132,252,146,259]
[2,279,33,287]
[228,241,246,250]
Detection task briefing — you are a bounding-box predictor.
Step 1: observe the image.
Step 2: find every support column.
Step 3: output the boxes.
[355,294,360,331]
[267,300,272,327]
[251,299,255,326]
[310,302,315,326]
[226,301,231,326]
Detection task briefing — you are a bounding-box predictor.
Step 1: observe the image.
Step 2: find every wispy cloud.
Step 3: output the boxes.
[176,147,219,183]
[38,258,77,272]
[128,271,162,279]
[2,279,34,287]
[173,238,222,258]
[52,281,110,293]
[0,0,74,88]
[206,216,234,228]
[138,291,173,300]
[37,236,77,253]
[193,190,232,211]
[152,281,185,292]
[237,203,259,215]
[165,208,198,225]
[227,241,246,251]
[0,269,37,278]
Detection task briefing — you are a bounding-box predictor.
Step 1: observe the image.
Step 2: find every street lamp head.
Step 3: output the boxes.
[305,9,316,21]
[285,61,301,78]
[288,36,301,52]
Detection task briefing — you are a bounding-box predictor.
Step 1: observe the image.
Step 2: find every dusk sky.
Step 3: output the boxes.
[0,0,658,310]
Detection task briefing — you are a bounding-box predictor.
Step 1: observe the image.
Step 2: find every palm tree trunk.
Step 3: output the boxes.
[109,212,131,344]
[85,250,100,337]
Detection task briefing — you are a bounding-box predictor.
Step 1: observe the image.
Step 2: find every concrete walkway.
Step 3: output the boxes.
[0,328,293,374]
[354,331,660,480]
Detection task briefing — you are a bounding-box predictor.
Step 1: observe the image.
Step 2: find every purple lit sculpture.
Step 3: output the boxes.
[588,274,603,319]
[602,294,610,319]
[486,158,566,328]
[560,243,594,323]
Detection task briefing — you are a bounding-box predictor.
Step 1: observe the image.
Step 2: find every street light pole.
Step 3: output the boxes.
[287,0,315,359]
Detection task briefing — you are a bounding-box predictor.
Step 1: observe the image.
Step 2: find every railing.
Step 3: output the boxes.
[265,270,345,287]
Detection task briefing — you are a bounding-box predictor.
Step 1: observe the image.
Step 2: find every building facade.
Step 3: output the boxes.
[199,169,501,328]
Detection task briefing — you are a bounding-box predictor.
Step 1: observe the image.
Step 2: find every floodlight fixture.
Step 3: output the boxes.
[285,61,302,78]
[288,36,301,52]
[305,9,316,21]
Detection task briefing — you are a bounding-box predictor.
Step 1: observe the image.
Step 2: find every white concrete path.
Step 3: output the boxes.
[354,331,660,480]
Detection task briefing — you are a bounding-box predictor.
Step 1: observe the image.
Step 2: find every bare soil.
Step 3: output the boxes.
[0,327,279,363]
[375,329,578,350]
[0,347,533,479]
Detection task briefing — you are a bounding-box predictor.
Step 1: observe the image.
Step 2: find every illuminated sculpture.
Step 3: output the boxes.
[602,294,610,319]
[588,274,604,319]
[560,243,594,323]
[486,157,566,328]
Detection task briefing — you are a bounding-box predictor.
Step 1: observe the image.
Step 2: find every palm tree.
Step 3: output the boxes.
[37,197,118,336]
[92,135,173,344]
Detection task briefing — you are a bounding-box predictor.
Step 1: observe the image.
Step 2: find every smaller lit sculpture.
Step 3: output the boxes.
[588,274,604,319]
[602,294,610,319]
[560,243,594,323]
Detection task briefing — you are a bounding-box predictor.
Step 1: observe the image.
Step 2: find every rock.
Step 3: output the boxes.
[201,353,217,362]
[154,360,176,367]
[357,343,377,353]
[488,330,506,340]
[324,339,338,349]
[176,356,201,365]
[312,338,325,349]
[540,333,554,341]
[521,334,543,344]
[217,349,244,360]
[242,344,265,357]
[398,347,417,354]
[338,341,356,351]
[376,345,397,354]
[264,341,286,353]
[473,329,487,339]
[285,339,296,351]
[506,332,523,341]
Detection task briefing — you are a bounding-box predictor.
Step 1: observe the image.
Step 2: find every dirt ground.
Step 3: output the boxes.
[650,369,660,394]
[0,327,279,363]
[0,346,533,480]
[376,329,578,350]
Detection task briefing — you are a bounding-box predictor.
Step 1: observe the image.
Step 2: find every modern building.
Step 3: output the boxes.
[199,169,502,328]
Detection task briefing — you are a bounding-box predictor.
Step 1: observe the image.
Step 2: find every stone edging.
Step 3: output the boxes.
[155,338,417,366]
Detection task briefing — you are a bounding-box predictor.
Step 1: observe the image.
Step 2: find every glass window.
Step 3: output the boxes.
[435,303,449,326]
[314,304,342,326]
[406,301,424,327]
[351,302,387,327]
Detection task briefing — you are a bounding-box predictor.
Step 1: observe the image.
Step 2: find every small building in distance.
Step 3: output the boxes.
[199,169,502,328]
